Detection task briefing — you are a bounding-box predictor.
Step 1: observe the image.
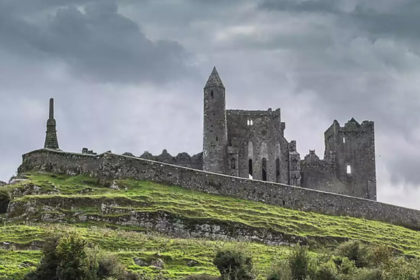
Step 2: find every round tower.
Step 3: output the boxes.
[203,67,227,173]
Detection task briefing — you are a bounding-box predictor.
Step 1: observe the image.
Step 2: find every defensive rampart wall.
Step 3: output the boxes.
[18,149,420,230]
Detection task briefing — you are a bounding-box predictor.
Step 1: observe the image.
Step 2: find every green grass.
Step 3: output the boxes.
[0,224,291,279]
[9,173,420,256]
[0,172,419,279]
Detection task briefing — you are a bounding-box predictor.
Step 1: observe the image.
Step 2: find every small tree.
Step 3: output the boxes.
[335,241,369,268]
[213,247,254,280]
[315,260,339,280]
[289,245,310,280]
[24,236,60,280]
[55,233,89,280]
[25,232,138,280]
[266,260,291,280]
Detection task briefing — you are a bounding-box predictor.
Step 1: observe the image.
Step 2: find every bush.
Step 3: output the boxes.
[213,247,254,280]
[24,236,60,280]
[332,256,356,275]
[55,233,89,280]
[382,257,419,280]
[266,261,291,280]
[353,269,383,280]
[315,260,338,280]
[367,245,393,267]
[184,275,219,280]
[336,241,369,268]
[24,233,138,280]
[289,245,310,280]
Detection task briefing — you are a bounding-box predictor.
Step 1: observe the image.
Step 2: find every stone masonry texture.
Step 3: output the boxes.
[18,149,420,230]
[44,98,59,150]
[200,68,376,200]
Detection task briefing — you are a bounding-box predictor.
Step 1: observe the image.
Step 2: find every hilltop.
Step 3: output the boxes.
[0,172,419,279]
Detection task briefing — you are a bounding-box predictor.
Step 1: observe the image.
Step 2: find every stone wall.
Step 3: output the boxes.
[140,150,203,170]
[18,149,420,230]
[226,109,290,184]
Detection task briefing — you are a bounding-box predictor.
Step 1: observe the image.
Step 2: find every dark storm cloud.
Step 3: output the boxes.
[259,0,340,13]
[0,0,419,208]
[259,0,420,41]
[0,0,192,83]
[253,0,420,190]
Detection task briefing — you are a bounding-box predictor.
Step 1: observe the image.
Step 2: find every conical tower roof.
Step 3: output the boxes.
[205,66,225,88]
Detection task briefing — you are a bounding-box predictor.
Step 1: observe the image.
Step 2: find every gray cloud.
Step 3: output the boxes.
[0,0,193,84]
[0,0,419,209]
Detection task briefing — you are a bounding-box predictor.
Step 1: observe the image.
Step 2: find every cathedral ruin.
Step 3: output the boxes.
[201,67,376,200]
[42,67,377,201]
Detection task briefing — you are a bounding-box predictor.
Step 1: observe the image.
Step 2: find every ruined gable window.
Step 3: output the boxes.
[343,137,346,143]
[247,119,254,126]
[216,136,218,142]
[262,158,267,181]
[276,158,280,182]
[211,90,214,98]
[346,164,352,175]
[231,158,236,169]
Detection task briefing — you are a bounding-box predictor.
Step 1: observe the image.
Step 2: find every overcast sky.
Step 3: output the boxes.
[0,0,419,210]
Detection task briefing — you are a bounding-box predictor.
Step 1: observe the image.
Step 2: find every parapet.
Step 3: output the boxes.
[139,150,203,170]
[325,118,374,137]
[227,108,281,119]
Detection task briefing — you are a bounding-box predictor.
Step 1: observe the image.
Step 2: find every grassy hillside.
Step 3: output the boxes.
[0,172,419,279]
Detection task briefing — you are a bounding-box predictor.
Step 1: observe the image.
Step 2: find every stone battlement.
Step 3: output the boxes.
[18,149,420,230]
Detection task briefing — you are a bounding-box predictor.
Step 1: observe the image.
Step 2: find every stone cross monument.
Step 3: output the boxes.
[44,98,59,149]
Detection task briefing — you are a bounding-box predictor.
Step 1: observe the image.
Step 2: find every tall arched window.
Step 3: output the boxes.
[262,158,267,181]
[276,158,280,182]
[231,158,236,169]
[248,159,253,179]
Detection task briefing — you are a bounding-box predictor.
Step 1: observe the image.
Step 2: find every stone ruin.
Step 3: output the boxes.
[41,67,376,200]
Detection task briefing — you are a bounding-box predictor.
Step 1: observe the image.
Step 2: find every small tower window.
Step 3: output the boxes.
[210,90,214,98]
[216,136,218,142]
[346,164,352,174]
[343,137,346,143]
[276,158,280,182]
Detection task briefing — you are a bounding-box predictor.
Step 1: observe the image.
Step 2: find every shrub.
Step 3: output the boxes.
[55,233,89,280]
[367,245,393,267]
[184,275,219,280]
[315,260,338,280]
[353,269,383,280]
[213,247,254,280]
[332,256,356,275]
[24,236,60,280]
[336,241,369,268]
[382,257,419,280]
[266,261,291,280]
[25,233,138,280]
[289,245,310,280]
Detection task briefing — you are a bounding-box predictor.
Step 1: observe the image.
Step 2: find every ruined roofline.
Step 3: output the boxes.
[227,108,281,116]
[324,118,374,136]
